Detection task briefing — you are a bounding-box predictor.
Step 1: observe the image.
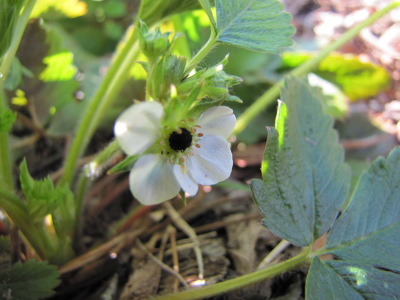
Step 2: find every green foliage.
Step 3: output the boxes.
[0,110,16,133]
[307,147,400,297]
[216,0,295,53]
[281,52,390,100]
[30,0,87,19]
[250,77,350,246]
[0,260,59,300]
[19,159,75,235]
[0,0,25,59]
[20,159,63,220]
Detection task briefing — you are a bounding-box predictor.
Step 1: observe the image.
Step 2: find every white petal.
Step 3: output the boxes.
[196,106,236,138]
[173,164,199,196]
[186,135,233,185]
[130,154,180,205]
[114,102,163,155]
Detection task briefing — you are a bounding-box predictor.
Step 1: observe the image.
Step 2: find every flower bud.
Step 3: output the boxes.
[138,21,171,62]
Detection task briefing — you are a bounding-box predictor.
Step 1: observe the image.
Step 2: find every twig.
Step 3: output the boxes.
[257,239,291,270]
[136,239,189,288]
[163,201,204,280]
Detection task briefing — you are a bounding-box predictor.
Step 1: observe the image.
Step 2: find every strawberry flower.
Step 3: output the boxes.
[114,101,236,205]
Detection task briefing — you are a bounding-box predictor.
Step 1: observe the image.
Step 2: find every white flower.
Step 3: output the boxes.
[114,101,236,205]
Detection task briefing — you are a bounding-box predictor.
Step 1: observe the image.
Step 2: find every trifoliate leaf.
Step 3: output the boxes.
[216,0,294,53]
[0,110,16,133]
[250,77,350,246]
[0,260,59,300]
[306,147,400,299]
[326,147,400,271]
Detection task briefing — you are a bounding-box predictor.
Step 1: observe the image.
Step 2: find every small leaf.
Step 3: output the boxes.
[216,0,294,53]
[250,77,350,246]
[0,260,59,300]
[326,147,400,272]
[0,110,16,133]
[19,159,66,221]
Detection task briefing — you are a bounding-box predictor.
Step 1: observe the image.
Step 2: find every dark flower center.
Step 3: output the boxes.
[169,128,192,151]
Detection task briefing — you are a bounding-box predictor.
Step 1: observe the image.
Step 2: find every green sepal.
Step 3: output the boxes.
[138,20,172,63]
[108,155,139,174]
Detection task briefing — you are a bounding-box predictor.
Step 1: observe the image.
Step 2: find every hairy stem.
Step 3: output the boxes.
[234,1,400,135]
[58,26,140,187]
[0,0,37,190]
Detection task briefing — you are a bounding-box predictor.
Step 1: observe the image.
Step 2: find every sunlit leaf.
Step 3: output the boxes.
[40,51,77,81]
[216,0,294,53]
[30,0,87,19]
[0,260,59,300]
[281,52,390,100]
[250,77,350,246]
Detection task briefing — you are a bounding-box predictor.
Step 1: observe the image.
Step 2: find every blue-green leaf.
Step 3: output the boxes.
[250,77,350,246]
[307,258,400,299]
[216,0,294,53]
[0,260,59,300]
[326,147,400,272]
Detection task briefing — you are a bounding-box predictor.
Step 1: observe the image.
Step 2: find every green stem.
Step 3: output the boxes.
[156,249,309,300]
[58,26,141,187]
[0,187,48,258]
[0,0,37,190]
[233,1,400,135]
[184,33,217,74]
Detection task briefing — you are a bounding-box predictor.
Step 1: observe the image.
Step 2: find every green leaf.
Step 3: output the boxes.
[0,0,24,59]
[0,110,16,133]
[30,0,87,19]
[215,0,294,53]
[326,147,400,272]
[108,155,139,174]
[0,260,59,300]
[281,52,390,100]
[307,258,400,299]
[250,77,350,246]
[19,159,65,221]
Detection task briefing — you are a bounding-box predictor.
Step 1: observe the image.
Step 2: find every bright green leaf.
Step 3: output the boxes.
[326,147,400,272]
[250,77,350,246]
[215,0,294,53]
[30,0,87,19]
[0,110,16,133]
[40,52,77,81]
[0,260,59,300]
[281,52,390,100]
